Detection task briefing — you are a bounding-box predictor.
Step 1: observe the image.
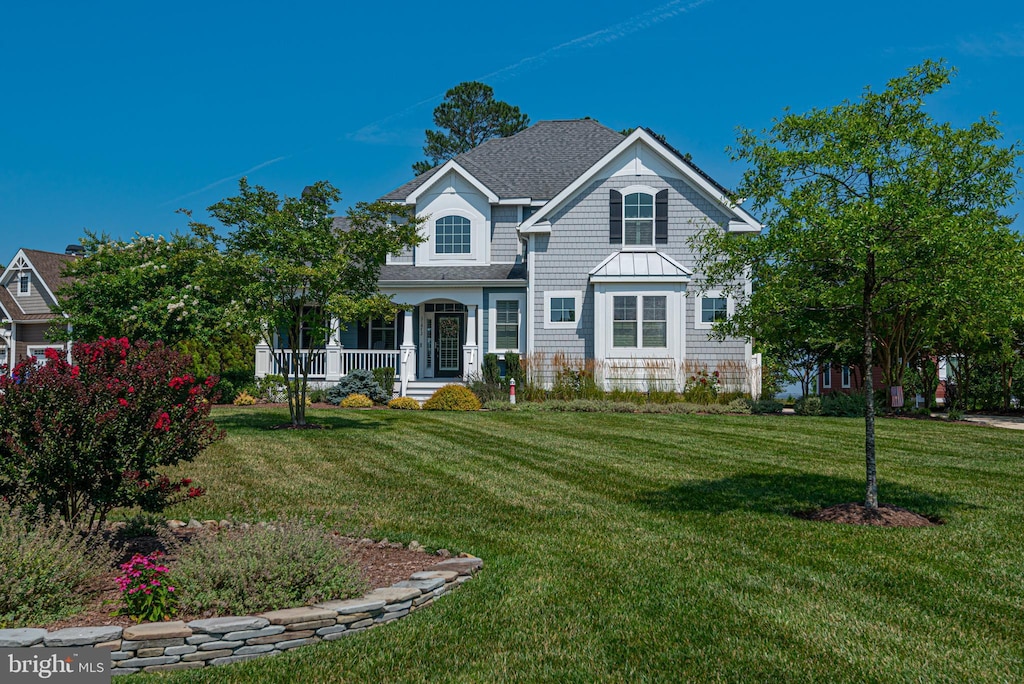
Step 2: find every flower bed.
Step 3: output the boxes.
[0,556,482,675]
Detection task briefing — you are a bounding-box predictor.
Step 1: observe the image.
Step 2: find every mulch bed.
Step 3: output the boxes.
[795,502,940,527]
[41,530,449,632]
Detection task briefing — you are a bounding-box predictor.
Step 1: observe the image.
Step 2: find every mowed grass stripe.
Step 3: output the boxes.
[136,409,1024,683]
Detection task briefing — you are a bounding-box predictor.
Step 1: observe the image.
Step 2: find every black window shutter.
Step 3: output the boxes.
[396,314,405,349]
[655,190,669,244]
[357,321,369,349]
[609,190,623,244]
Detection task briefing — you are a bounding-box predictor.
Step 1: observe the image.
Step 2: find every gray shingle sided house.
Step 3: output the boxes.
[255,120,763,400]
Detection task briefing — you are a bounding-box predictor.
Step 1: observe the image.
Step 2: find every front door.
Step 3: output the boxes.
[434,313,463,378]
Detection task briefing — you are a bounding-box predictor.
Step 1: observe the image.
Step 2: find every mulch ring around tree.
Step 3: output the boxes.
[795,502,942,527]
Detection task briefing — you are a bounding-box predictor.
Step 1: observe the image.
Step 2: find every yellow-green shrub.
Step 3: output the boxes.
[340,393,374,408]
[233,391,257,406]
[423,384,481,411]
[388,396,421,410]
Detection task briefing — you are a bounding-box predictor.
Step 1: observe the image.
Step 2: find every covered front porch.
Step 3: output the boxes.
[255,295,483,397]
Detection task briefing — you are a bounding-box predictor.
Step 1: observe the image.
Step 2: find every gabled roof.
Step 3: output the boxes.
[520,128,762,234]
[0,248,76,322]
[588,249,692,283]
[383,120,625,202]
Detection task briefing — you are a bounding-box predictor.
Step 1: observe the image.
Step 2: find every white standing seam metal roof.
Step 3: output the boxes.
[588,250,693,281]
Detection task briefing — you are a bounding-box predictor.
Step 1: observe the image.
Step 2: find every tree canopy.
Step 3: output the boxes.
[55,229,255,380]
[697,59,1022,509]
[413,81,529,175]
[198,179,423,426]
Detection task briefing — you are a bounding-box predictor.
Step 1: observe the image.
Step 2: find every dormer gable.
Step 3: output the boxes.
[519,128,761,235]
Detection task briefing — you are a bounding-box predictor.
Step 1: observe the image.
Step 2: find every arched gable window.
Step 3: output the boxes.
[435,216,472,254]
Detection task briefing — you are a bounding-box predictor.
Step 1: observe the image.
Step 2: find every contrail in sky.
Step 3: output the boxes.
[166,0,715,203]
[160,156,289,207]
[350,0,716,144]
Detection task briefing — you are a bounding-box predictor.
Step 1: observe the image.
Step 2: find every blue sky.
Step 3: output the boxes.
[2,0,1022,254]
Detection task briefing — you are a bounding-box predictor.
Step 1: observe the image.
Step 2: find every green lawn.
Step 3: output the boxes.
[135,409,1024,683]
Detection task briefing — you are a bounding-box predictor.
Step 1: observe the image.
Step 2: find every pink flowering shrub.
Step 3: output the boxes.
[0,338,222,529]
[117,551,177,622]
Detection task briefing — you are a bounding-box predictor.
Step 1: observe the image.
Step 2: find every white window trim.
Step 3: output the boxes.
[488,293,526,354]
[821,365,832,389]
[26,345,65,365]
[543,290,582,329]
[694,290,733,330]
[593,284,684,362]
[433,215,474,260]
[841,366,852,389]
[17,271,31,296]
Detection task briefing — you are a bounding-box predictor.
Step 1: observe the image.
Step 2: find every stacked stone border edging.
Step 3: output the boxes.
[0,556,482,675]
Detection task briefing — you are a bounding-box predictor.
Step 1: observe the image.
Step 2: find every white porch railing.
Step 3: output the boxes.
[267,349,402,380]
[270,349,328,378]
[339,350,401,376]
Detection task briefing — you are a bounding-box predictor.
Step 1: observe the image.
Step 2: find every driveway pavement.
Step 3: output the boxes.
[961,414,1024,431]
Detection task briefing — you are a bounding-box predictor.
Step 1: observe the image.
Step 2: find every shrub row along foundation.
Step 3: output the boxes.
[0,556,481,675]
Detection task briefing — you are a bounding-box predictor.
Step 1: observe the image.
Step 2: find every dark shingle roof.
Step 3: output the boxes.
[383,120,625,202]
[380,263,526,283]
[0,249,75,322]
[22,249,76,294]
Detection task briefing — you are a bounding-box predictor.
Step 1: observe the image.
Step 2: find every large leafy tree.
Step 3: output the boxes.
[200,179,423,427]
[413,81,529,175]
[697,60,1021,510]
[55,229,254,378]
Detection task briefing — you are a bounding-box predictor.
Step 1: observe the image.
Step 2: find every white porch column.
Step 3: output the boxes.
[463,304,479,380]
[255,343,271,379]
[325,317,342,382]
[399,308,416,397]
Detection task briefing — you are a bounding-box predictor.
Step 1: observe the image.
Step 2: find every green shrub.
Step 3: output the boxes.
[821,392,866,417]
[174,516,367,615]
[482,353,501,385]
[327,369,389,405]
[468,373,508,403]
[724,397,752,414]
[423,384,482,411]
[388,396,421,410]
[504,353,525,388]
[372,367,396,399]
[750,399,784,414]
[307,387,328,404]
[948,408,965,421]
[794,395,823,416]
[340,393,374,408]
[0,504,116,627]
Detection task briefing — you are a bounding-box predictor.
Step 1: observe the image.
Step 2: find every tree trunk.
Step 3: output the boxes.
[864,251,878,510]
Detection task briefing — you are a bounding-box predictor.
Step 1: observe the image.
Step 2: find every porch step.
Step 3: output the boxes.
[402,380,466,403]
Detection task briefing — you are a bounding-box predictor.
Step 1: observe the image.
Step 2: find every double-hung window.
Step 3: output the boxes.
[841,366,852,389]
[18,272,30,295]
[494,300,520,352]
[613,295,667,348]
[623,193,654,246]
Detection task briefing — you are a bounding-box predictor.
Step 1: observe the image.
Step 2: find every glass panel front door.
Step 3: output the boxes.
[435,313,463,377]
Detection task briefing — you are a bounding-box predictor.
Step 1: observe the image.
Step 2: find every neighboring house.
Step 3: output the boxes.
[0,248,78,372]
[818,362,947,406]
[255,120,763,399]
